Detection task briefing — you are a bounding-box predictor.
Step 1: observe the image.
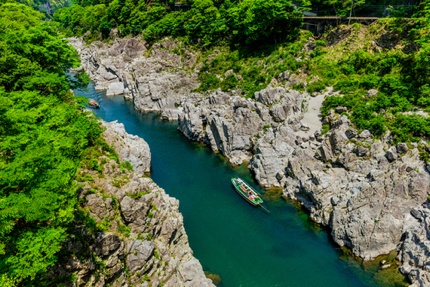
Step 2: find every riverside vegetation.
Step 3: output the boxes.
[54,0,430,154]
[0,2,105,285]
[1,2,213,287]
[1,0,430,285]
[59,0,429,286]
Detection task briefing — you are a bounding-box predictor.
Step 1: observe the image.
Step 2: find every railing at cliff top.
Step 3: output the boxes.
[303,16,380,25]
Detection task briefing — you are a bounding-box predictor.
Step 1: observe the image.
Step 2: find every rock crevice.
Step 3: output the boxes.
[53,116,214,286]
[71,36,430,287]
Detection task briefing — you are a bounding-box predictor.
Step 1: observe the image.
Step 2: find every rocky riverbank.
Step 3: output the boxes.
[55,119,214,286]
[70,36,430,286]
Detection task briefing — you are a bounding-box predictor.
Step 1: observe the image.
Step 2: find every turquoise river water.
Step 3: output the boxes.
[76,83,396,287]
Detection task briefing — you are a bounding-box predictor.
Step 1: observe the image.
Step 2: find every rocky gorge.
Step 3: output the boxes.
[53,119,214,286]
[70,36,430,286]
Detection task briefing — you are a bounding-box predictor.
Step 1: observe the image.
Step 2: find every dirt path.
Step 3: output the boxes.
[296,93,325,137]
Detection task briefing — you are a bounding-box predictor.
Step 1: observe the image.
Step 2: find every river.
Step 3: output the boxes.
[76,83,396,287]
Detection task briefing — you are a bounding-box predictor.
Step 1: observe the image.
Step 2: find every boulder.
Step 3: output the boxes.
[106,82,124,96]
[359,130,372,139]
[396,142,408,154]
[126,240,155,273]
[95,233,122,257]
[367,89,378,97]
[335,106,348,113]
[102,121,151,174]
[385,146,398,162]
[355,145,368,157]
[254,87,285,105]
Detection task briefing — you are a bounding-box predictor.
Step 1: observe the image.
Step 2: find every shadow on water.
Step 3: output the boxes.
[74,83,405,287]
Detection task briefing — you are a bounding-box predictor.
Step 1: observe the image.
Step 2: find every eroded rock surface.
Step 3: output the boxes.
[51,119,214,287]
[102,120,151,175]
[69,37,201,114]
[398,204,430,287]
[72,36,430,286]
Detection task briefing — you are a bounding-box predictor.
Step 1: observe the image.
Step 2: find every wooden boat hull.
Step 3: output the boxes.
[231,178,263,206]
[89,99,100,109]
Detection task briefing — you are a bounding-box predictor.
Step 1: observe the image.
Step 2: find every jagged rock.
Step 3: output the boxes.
[335,106,348,113]
[355,145,368,157]
[179,258,215,287]
[331,196,340,206]
[126,240,155,273]
[95,233,122,257]
[345,129,356,139]
[233,97,249,108]
[86,194,113,221]
[120,196,150,225]
[410,209,423,220]
[359,129,372,139]
[106,82,124,96]
[397,142,408,154]
[161,108,183,121]
[367,89,378,97]
[254,86,285,105]
[70,37,200,114]
[102,121,151,174]
[385,146,398,162]
[251,125,296,188]
[53,116,214,287]
[270,104,288,122]
[72,36,430,284]
[300,123,310,131]
[399,205,430,287]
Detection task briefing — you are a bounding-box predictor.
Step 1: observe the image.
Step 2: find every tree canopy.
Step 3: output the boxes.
[53,0,426,46]
[55,0,309,45]
[0,3,103,285]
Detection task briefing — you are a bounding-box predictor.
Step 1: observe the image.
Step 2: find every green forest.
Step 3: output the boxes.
[0,1,108,285]
[1,0,430,285]
[53,0,430,142]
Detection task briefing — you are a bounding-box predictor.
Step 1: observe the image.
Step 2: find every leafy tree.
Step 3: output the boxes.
[226,0,303,44]
[185,0,227,46]
[144,11,188,42]
[0,3,103,285]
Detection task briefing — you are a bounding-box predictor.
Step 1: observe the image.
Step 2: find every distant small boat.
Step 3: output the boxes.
[89,99,100,109]
[231,178,264,206]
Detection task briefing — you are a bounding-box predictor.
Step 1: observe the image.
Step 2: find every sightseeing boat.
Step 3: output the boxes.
[231,178,264,206]
[89,99,100,108]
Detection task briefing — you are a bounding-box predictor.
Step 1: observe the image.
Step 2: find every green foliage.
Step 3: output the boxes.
[321,124,330,135]
[309,20,430,141]
[307,80,327,93]
[55,0,306,46]
[0,274,17,287]
[0,3,105,285]
[117,221,131,237]
[120,161,133,172]
[322,0,366,17]
[144,11,187,43]
[391,114,430,142]
[6,228,66,280]
[226,0,303,45]
[196,31,311,96]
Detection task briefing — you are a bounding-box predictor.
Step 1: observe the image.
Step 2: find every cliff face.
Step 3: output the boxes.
[70,37,430,287]
[69,37,201,120]
[54,120,214,286]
